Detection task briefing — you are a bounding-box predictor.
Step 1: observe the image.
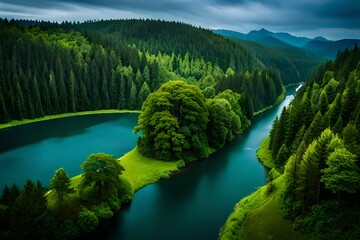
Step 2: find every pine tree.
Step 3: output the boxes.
[49,70,59,114]
[138,82,151,109]
[50,168,73,203]
[129,81,138,110]
[69,70,77,112]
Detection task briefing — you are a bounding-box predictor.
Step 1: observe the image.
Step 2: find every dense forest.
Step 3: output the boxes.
[267,46,360,239]
[0,18,288,239]
[0,18,288,124]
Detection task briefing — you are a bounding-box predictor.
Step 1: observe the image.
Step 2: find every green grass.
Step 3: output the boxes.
[46,147,181,216]
[220,136,296,240]
[120,148,181,191]
[0,109,140,129]
[220,175,296,240]
[256,136,276,169]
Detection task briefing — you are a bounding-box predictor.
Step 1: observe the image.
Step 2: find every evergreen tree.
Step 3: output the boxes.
[129,81,138,110]
[50,168,73,203]
[48,70,59,114]
[138,82,151,109]
[69,70,77,112]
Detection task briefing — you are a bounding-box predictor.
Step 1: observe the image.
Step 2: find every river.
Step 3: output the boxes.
[0,85,298,239]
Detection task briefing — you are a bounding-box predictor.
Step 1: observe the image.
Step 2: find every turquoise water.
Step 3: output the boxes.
[0,85,298,239]
[0,114,139,189]
[97,85,298,240]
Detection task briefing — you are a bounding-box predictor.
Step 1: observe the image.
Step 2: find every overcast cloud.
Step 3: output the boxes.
[0,0,359,40]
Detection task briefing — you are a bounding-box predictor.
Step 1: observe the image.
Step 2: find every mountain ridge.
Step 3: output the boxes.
[213,28,360,58]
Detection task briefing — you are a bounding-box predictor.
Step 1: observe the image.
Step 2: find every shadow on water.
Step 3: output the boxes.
[0,114,134,152]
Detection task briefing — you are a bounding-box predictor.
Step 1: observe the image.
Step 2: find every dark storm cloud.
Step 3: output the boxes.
[0,0,359,39]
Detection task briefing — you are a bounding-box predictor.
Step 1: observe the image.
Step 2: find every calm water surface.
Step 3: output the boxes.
[0,114,139,189]
[0,85,298,240]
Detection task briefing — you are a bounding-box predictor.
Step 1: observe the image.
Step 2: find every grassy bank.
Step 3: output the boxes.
[47,147,181,212]
[0,109,140,130]
[120,148,181,191]
[220,137,296,240]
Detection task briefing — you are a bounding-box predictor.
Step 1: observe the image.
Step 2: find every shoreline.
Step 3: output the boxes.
[0,109,141,130]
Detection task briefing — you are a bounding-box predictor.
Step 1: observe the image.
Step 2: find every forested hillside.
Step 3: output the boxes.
[266,46,360,239]
[213,29,323,85]
[0,18,284,124]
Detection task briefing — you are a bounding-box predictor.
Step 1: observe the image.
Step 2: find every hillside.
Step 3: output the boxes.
[221,46,360,239]
[0,19,284,124]
[213,29,322,85]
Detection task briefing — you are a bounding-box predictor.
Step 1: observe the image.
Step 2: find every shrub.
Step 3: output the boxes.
[176,160,186,168]
[107,196,121,211]
[118,177,133,203]
[92,202,113,219]
[77,207,99,233]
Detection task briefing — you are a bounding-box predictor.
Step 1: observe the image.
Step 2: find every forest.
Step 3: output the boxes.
[1,18,305,125]
[265,46,360,238]
[2,17,356,239]
[0,18,288,239]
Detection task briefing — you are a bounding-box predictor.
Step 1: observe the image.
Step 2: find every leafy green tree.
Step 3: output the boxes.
[134,80,208,161]
[50,168,73,203]
[321,148,360,193]
[342,123,360,157]
[81,153,124,200]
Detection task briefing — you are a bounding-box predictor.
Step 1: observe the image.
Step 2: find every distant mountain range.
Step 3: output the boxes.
[213,28,360,59]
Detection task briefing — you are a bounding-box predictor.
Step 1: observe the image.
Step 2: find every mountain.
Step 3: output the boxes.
[213,28,312,48]
[304,38,360,58]
[213,28,360,59]
[213,29,323,85]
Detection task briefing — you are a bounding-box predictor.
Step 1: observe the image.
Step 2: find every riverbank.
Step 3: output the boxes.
[0,109,141,130]
[253,86,286,116]
[47,147,182,204]
[219,137,296,239]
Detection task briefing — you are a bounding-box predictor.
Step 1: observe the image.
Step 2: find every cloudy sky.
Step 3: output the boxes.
[1,0,359,40]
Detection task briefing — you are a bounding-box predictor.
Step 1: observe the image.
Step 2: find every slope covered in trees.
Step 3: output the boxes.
[262,46,360,239]
[0,18,284,124]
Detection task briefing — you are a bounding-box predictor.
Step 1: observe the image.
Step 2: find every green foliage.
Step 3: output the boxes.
[176,160,186,168]
[321,148,360,193]
[266,47,360,238]
[135,80,209,161]
[81,153,124,201]
[91,202,113,219]
[9,180,48,239]
[118,177,133,203]
[77,207,99,233]
[275,144,289,169]
[50,168,73,202]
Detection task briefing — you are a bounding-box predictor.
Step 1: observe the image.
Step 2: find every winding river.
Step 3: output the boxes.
[0,85,298,239]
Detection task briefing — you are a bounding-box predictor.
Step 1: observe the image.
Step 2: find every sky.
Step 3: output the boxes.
[0,0,359,40]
